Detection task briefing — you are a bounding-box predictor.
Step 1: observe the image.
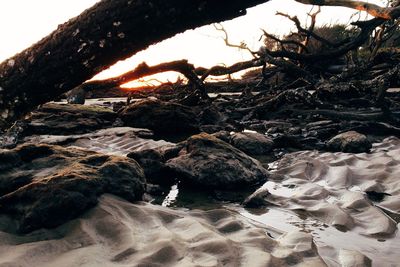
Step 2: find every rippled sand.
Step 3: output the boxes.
[247,136,400,266]
[0,195,326,267]
[24,127,173,156]
[2,133,400,266]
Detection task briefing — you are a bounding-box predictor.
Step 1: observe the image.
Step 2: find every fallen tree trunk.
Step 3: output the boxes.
[0,0,270,129]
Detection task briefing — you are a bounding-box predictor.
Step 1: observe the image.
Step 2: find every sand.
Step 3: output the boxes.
[249,137,400,236]
[245,136,400,266]
[2,134,400,266]
[0,195,326,267]
[24,127,174,156]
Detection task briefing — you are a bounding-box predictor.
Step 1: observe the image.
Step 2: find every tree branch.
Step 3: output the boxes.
[79,60,208,98]
[293,0,400,20]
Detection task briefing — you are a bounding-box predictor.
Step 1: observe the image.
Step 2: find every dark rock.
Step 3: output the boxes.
[128,148,173,185]
[243,120,292,132]
[327,131,372,153]
[66,87,86,104]
[146,184,166,196]
[0,121,25,149]
[0,144,145,233]
[230,132,274,155]
[112,101,126,112]
[211,130,231,143]
[166,133,268,189]
[266,127,280,134]
[161,144,184,160]
[177,90,202,106]
[119,99,199,135]
[365,191,391,202]
[287,127,302,135]
[243,189,270,208]
[127,144,182,185]
[198,105,224,125]
[273,135,303,149]
[23,103,117,136]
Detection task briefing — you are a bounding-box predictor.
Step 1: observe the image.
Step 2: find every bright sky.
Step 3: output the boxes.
[0,0,385,87]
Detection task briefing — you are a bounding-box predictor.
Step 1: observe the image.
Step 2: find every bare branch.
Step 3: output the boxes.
[213,23,258,57]
[276,12,335,47]
[293,0,400,20]
[300,6,321,54]
[198,59,265,81]
[261,30,310,53]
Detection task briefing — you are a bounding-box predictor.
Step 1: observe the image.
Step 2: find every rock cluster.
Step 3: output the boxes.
[0,143,145,233]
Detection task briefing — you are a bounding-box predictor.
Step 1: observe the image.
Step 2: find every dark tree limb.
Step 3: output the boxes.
[198,59,265,81]
[0,0,271,129]
[213,23,258,57]
[294,0,400,19]
[80,60,208,98]
[300,6,321,54]
[262,17,385,63]
[261,30,310,53]
[276,12,336,47]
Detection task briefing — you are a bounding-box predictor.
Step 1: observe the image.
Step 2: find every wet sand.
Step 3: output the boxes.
[245,136,400,266]
[0,195,326,267]
[1,123,399,266]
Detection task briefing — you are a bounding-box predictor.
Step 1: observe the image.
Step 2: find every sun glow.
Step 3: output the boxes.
[120,72,183,89]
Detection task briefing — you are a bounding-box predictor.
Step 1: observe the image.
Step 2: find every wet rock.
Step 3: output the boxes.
[230,132,274,155]
[66,87,86,104]
[327,131,371,153]
[272,135,303,149]
[0,121,25,149]
[145,184,165,196]
[198,105,224,125]
[23,103,117,136]
[127,144,182,185]
[0,144,145,233]
[128,148,172,185]
[166,133,268,189]
[266,127,280,134]
[119,99,199,135]
[365,191,391,202]
[243,188,270,208]
[287,127,302,135]
[112,101,126,112]
[211,130,231,143]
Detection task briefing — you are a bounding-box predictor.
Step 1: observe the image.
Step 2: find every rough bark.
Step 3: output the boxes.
[0,0,270,129]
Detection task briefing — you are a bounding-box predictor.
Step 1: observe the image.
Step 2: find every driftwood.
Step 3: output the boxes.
[1,0,399,130]
[78,60,207,98]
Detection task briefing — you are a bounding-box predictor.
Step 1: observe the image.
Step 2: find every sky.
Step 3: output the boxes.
[0,0,385,87]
